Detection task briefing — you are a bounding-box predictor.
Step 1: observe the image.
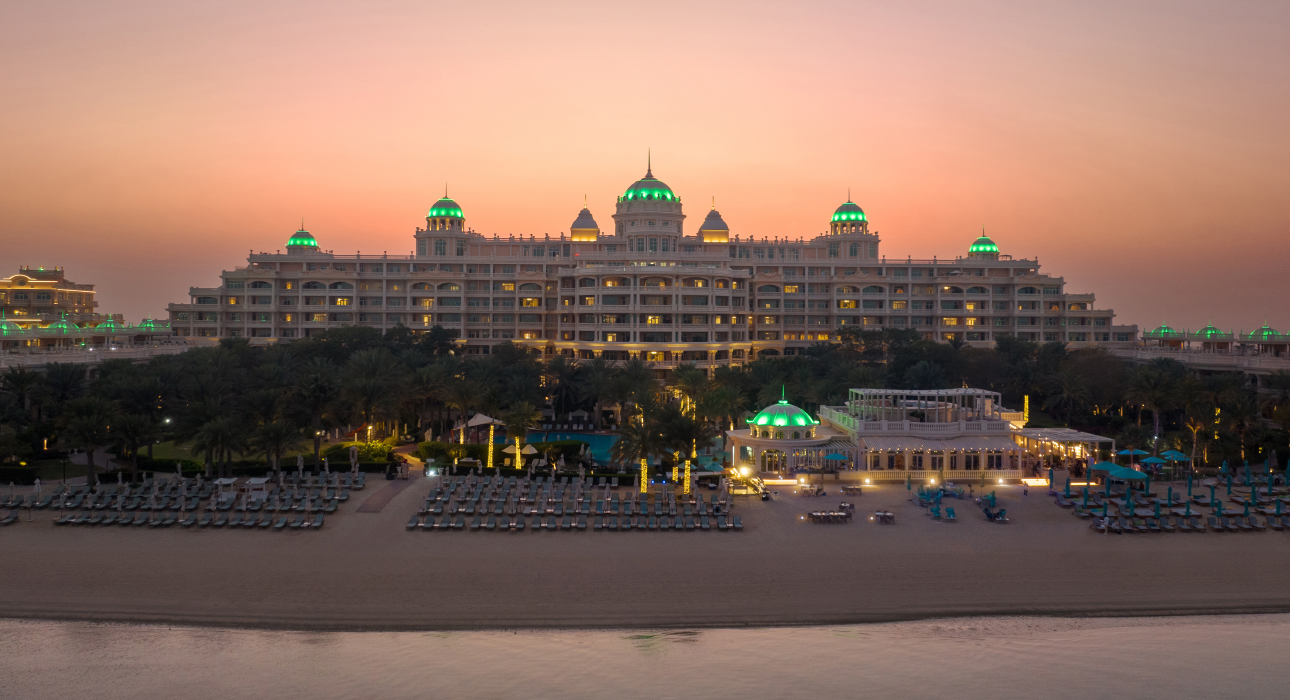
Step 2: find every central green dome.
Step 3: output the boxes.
[622,169,676,202]
[428,197,464,218]
[832,200,866,223]
[746,399,819,428]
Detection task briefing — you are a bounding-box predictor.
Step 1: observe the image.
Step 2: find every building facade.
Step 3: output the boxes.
[1,267,173,352]
[166,167,1137,366]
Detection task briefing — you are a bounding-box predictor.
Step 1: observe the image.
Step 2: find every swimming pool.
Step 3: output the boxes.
[526,431,619,463]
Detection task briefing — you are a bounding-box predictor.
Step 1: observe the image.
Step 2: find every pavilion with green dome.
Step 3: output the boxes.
[726,393,855,475]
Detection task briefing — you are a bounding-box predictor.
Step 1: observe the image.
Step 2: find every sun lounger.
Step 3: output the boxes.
[100,512,118,526]
[1248,515,1267,531]
[593,516,603,530]
[84,511,102,525]
[717,515,728,531]
[701,515,710,530]
[227,512,243,527]
[1173,516,1190,532]
[1158,516,1175,532]
[1117,516,1133,533]
[469,516,481,531]
[1271,516,1285,532]
[161,512,177,527]
[407,515,420,530]
[1229,516,1250,532]
[732,515,743,531]
[288,513,305,529]
[310,514,324,528]
[273,516,287,530]
[130,512,146,526]
[684,516,695,530]
[608,516,618,531]
[1144,517,1161,533]
[559,515,570,530]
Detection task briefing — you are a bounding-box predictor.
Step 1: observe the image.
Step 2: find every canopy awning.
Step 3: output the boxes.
[942,436,1023,451]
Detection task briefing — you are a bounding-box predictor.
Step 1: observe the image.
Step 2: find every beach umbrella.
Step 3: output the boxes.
[1145,474,1151,495]
[1278,500,1283,517]
[1220,460,1229,475]
[1210,485,1216,504]
[1064,477,1071,498]
[1154,501,1160,518]
[1185,502,1191,518]
[1244,502,1250,518]
[1048,468,1054,488]
[1216,501,1224,517]
[906,473,911,491]
[1127,498,1135,516]
[1082,488,1089,508]
[1227,474,1233,496]
[1167,486,1173,506]
[1102,501,1110,517]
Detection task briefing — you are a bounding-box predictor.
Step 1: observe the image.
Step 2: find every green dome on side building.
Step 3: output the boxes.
[746,398,819,428]
[831,201,866,223]
[968,236,999,255]
[287,228,319,248]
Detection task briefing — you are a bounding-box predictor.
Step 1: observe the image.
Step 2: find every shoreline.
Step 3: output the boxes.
[7,603,1290,634]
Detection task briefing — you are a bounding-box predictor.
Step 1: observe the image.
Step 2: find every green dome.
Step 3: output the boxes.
[287,228,318,248]
[0,319,25,337]
[622,170,676,202]
[428,197,464,218]
[1145,323,1182,338]
[746,399,819,428]
[137,318,156,330]
[831,201,866,223]
[95,319,120,332]
[969,236,999,254]
[45,318,74,334]
[1246,325,1285,342]
[1196,324,1228,339]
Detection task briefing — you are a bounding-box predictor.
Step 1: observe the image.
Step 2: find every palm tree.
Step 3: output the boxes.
[2,367,43,421]
[343,348,405,439]
[697,385,748,452]
[611,414,665,473]
[444,381,480,443]
[1042,370,1090,427]
[250,420,303,475]
[668,364,709,417]
[543,355,582,416]
[112,413,161,479]
[1126,365,1177,441]
[191,416,245,478]
[59,397,112,486]
[294,357,338,469]
[577,358,617,429]
[501,401,541,467]
[659,408,719,465]
[1225,397,1261,462]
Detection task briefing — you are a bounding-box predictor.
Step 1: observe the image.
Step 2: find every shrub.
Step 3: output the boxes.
[323,441,393,463]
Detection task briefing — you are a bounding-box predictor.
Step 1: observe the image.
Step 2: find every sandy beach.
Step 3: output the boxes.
[2,477,1289,631]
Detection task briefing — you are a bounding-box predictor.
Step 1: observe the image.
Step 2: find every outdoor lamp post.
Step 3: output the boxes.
[487,424,494,473]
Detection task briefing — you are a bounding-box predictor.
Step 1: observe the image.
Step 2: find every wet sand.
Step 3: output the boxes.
[2,479,1289,631]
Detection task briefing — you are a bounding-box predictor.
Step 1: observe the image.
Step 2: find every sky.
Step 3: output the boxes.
[2,0,1288,332]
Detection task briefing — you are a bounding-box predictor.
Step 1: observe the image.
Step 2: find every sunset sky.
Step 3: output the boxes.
[3,1,1288,332]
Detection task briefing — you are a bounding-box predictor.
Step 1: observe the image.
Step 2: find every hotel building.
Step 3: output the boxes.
[0,267,173,352]
[166,167,1137,366]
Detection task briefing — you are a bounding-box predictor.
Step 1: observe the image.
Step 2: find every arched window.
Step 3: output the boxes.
[967,286,988,294]
[757,285,780,293]
[437,282,460,291]
[328,281,354,290]
[302,281,326,290]
[862,286,884,295]
[775,431,784,439]
[518,283,542,291]
[791,431,800,440]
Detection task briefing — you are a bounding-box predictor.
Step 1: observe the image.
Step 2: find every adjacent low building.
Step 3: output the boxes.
[0,267,172,352]
[166,165,1137,366]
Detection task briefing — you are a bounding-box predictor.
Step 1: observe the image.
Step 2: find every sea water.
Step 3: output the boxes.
[0,615,1283,699]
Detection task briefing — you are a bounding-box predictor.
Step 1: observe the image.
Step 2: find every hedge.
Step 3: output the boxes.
[416,439,590,465]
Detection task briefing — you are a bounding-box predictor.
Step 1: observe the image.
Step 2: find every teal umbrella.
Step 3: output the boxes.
[1187,472,1193,496]
[906,473,912,491]
[1216,501,1224,517]
[1184,501,1191,518]
[1118,449,1149,457]
[1167,486,1173,506]
[1220,460,1229,475]
[1064,477,1071,498]
[1103,501,1110,517]
[1227,474,1233,495]
[1209,485,1216,504]
[1048,468,1054,488]
[1154,501,1161,518]
[1243,502,1250,518]
[1141,456,1167,465]
[1127,498,1135,516]
[1082,488,1090,508]
[1145,473,1152,495]
[1278,500,1283,517]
